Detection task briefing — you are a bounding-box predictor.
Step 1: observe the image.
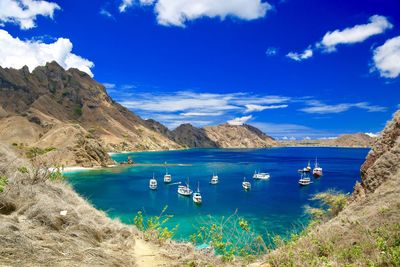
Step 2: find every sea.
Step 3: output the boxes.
[65,147,368,244]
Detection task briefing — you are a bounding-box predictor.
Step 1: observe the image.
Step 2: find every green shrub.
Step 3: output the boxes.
[0,176,8,192]
[17,166,29,174]
[134,206,178,243]
[73,106,83,117]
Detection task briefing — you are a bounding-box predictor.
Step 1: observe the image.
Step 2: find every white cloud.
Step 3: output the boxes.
[265,47,278,56]
[320,15,393,52]
[303,136,311,140]
[0,29,94,77]
[100,8,114,18]
[372,36,400,78]
[244,104,288,113]
[119,0,133,12]
[286,47,313,61]
[227,115,252,126]
[365,132,379,138]
[300,100,386,114]
[287,15,392,62]
[181,111,223,117]
[120,0,271,26]
[0,0,60,30]
[103,83,116,89]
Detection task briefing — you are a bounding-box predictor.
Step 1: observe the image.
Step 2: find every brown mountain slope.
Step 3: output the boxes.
[0,62,182,165]
[170,123,218,148]
[204,123,277,148]
[279,133,375,148]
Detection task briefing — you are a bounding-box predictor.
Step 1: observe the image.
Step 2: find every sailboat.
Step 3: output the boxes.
[312,158,323,178]
[163,166,172,183]
[210,173,219,185]
[298,172,311,186]
[149,173,157,190]
[242,177,251,190]
[177,178,193,196]
[298,161,312,173]
[192,181,202,204]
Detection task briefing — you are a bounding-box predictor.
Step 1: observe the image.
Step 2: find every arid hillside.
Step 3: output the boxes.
[279,133,376,148]
[0,62,182,166]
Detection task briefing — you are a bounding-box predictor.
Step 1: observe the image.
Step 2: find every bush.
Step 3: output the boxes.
[134,206,178,243]
[307,190,349,222]
[0,175,8,192]
[189,212,267,262]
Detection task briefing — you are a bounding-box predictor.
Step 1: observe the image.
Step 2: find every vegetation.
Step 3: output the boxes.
[134,206,178,244]
[25,146,56,159]
[306,190,349,222]
[189,212,267,262]
[0,175,8,192]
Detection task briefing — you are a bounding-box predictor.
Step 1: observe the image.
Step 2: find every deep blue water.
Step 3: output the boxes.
[65,147,368,242]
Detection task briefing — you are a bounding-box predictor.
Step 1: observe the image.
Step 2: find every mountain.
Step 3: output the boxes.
[166,123,277,149]
[0,62,182,166]
[279,133,376,148]
[203,123,277,148]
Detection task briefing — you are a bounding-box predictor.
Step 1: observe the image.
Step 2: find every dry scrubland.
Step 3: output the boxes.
[0,145,222,266]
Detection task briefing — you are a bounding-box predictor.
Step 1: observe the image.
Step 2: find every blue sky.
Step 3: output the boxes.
[0,0,399,139]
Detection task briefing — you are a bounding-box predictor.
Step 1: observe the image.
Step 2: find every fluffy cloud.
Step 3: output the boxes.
[320,15,393,52]
[265,47,278,56]
[286,47,313,61]
[365,132,379,138]
[372,36,400,78]
[227,115,252,126]
[287,15,392,62]
[119,0,271,26]
[244,104,288,113]
[300,100,386,114]
[0,30,94,77]
[0,0,60,30]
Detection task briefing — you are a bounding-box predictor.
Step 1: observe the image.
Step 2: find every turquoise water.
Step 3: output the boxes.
[65,147,368,241]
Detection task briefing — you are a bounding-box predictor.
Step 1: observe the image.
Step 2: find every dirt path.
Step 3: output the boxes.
[134,239,170,267]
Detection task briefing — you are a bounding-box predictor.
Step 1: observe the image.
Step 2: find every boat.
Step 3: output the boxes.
[312,158,323,178]
[192,182,202,204]
[298,161,312,173]
[163,167,172,183]
[298,173,311,186]
[242,177,251,190]
[253,170,270,180]
[210,173,219,185]
[178,178,193,196]
[149,174,157,190]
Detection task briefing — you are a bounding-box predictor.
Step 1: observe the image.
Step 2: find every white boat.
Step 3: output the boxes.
[298,161,312,173]
[178,178,193,196]
[242,177,251,190]
[210,173,219,185]
[298,173,311,186]
[192,182,202,204]
[164,167,172,183]
[253,171,270,180]
[312,158,323,178]
[149,174,157,190]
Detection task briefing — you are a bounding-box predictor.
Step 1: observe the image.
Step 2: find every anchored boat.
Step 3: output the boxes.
[178,178,193,196]
[312,158,323,178]
[192,182,202,204]
[149,174,157,190]
[163,167,172,183]
[210,173,219,185]
[253,170,270,180]
[242,177,251,190]
[298,173,311,186]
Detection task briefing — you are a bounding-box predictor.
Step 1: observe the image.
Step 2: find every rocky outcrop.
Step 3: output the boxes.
[170,123,218,148]
[360,110,400,194]
[204,124,276,148]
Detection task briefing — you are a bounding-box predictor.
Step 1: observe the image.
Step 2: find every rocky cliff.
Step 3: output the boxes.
[360,111,400,194]
[0,62,182,166]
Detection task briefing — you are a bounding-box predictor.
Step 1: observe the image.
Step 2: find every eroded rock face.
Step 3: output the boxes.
[171,123,218,148]
[360,110,400,194]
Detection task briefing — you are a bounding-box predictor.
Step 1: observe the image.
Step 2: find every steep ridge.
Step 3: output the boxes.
[170,123,218,148]
[0,62,182,165]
